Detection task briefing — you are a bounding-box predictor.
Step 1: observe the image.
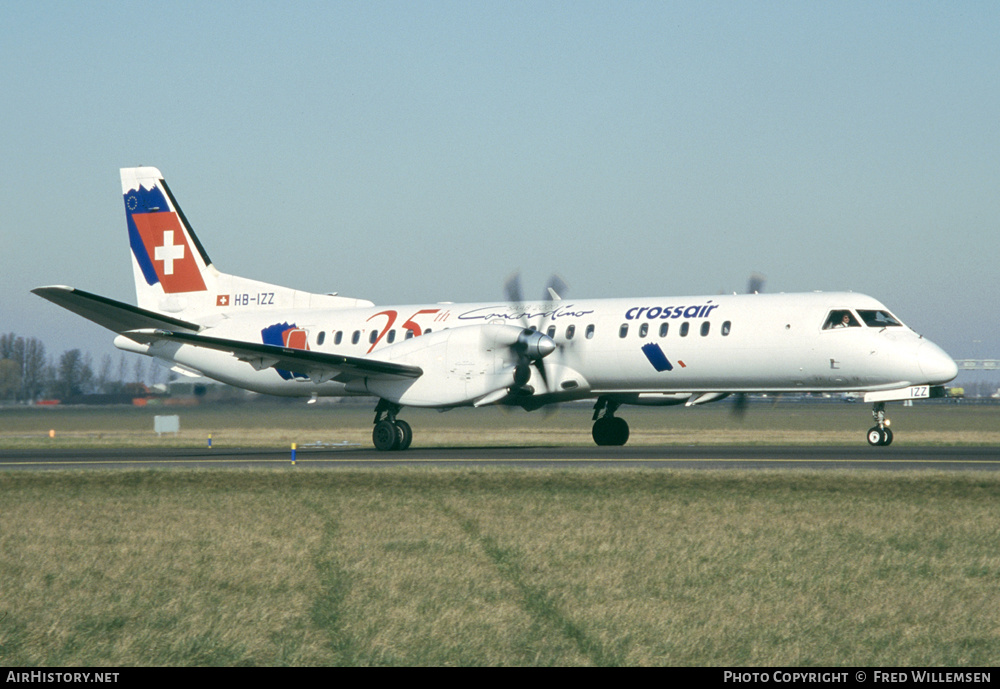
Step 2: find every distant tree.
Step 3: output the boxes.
[0,333,20,361]
[21,337,47,401]
[117,354,129,387]
[0,334,19,401]
[95,353,128,394]
[42,357,58,398]
[147,358,166,386]
[56,349,94,398]
[0,333,47,401]
[0,359,21,400]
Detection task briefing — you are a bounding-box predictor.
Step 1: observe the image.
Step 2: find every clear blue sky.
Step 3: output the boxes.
[2,1,998,374]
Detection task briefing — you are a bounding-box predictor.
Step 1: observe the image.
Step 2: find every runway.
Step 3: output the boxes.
[2,444,998,471]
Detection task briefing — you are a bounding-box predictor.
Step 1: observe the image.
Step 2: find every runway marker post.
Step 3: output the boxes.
[291,442,297,465]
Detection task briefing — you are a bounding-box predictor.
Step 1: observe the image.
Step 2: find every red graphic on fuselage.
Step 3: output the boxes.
[365,309,441,353]
[283,328,309,350]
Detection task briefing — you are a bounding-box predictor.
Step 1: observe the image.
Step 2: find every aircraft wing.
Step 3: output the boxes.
[123,328,423,382]
[32,286,202,334]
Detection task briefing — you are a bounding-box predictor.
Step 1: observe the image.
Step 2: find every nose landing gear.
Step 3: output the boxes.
[867,402,893,446]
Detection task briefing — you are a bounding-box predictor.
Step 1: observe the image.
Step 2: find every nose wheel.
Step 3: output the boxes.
[867,426,893,446]
[867,402,893,446]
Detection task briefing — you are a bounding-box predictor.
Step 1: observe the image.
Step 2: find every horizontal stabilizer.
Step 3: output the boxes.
[122,329,423,382]
[32,286,202,334]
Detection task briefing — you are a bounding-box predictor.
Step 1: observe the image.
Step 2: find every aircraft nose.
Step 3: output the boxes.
[917,341,958,384]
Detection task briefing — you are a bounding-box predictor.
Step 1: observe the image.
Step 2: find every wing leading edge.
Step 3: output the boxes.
[32,286,202,334]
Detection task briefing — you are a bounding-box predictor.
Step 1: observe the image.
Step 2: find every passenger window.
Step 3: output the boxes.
[585,324,595,339]
[619,323,629,338]
[700,321,710,336]
[857,310,903,327]
[386,330,396,344]
[547,325,556,338]
[639,323,648,338]
[405,329,414,339]
[659,323,669,337]
[351,331,360,345]
[317,331,326,345]
[566,324,575,340]
[823,310,861,329]
[334,331,343,345]
[680,322,689,337]
[722,321,731,336]
[369,331,378,344]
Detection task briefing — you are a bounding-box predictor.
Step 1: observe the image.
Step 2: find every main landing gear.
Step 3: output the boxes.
[592,397,630,446]
[372,399,412,451]
[867,401,893,447]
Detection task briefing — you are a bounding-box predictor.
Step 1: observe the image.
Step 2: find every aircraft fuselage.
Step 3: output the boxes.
[117,291,955,406]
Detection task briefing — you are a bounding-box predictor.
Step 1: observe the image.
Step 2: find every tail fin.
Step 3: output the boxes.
[123,167,217,314]
[122,167,373,317]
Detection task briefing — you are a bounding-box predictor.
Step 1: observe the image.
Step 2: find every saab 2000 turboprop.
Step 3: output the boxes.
[33,166,958,450]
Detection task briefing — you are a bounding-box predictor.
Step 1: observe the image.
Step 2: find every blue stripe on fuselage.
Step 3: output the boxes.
[641,342,673,372]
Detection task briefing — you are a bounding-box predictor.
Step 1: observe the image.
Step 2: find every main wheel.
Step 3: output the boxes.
[608,417,630,446]
[373,420,400,451]
[592,417,630,446]
[395,419,413,451]
[592,417,612,445]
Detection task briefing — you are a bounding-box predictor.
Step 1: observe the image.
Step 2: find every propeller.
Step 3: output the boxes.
[731,391,750,418]
[503,271,562,391]
[504,272,525,310]
[732,272,767,417]
[544,274,568,302]
[511,328,556,387]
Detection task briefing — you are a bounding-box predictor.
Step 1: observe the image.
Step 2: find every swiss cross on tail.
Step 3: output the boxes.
[132,213,207,293]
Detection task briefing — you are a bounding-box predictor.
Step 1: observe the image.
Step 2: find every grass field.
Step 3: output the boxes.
[2,402,999,666]
[3,399,1000,448]
[2,469,999,666]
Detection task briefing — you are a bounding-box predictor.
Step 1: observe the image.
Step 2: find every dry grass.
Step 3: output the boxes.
[2,469,999,666]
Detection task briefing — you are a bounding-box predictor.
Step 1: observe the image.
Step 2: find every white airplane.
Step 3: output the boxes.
[34,166,958,450]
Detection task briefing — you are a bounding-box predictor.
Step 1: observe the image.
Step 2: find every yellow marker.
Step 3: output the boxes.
[291,442,297,465]
[49,429,55,438]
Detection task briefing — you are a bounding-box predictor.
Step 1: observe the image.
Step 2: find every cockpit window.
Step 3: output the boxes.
[857,309,902,328]
[823,310,861,329]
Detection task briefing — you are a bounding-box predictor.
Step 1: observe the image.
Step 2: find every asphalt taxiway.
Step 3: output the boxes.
[2,444,998,471]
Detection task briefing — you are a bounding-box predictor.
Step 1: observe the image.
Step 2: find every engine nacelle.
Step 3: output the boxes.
[345,324,535,407]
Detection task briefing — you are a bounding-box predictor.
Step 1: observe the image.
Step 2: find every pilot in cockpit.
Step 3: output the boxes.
[824,310,858,329]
